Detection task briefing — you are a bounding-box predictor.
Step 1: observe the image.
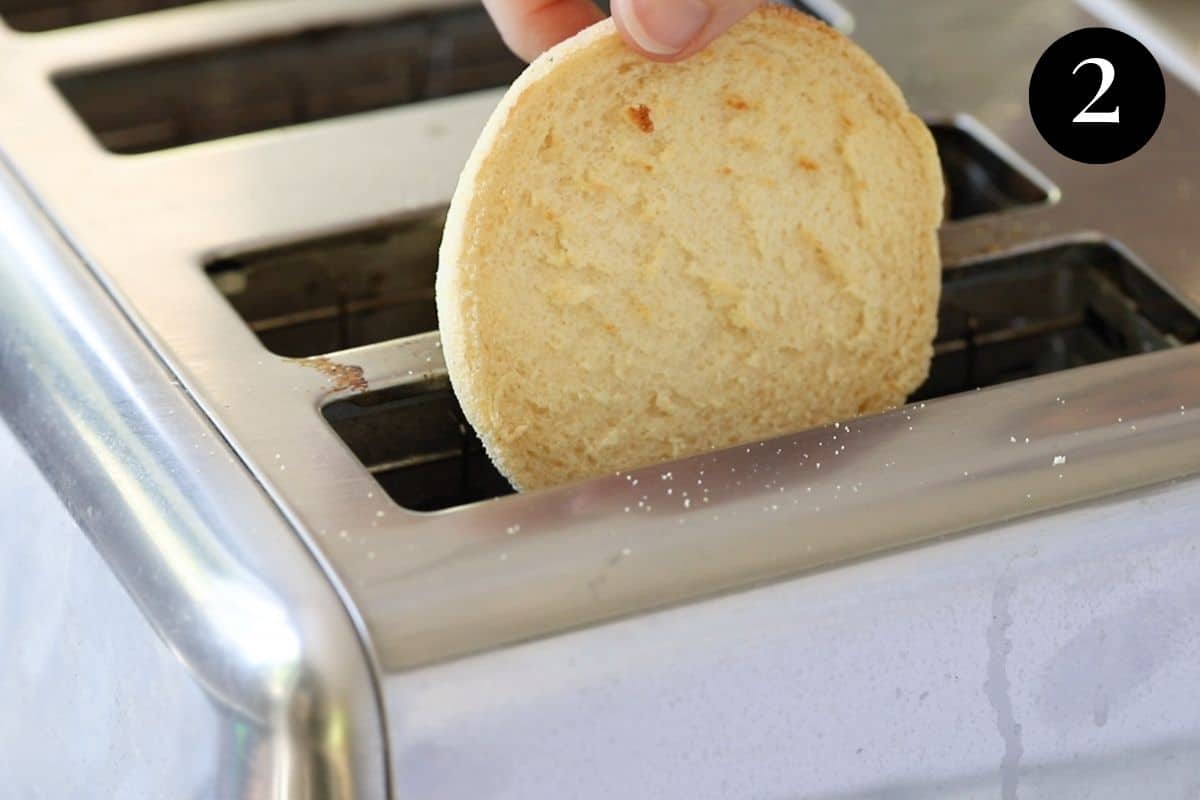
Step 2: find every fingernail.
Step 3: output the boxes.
[624,0,711,55]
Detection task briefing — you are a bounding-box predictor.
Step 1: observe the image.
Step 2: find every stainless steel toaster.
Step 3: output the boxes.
[3,0,1200,796]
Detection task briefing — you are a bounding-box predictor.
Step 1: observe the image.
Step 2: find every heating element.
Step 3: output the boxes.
[4,1,1200,798]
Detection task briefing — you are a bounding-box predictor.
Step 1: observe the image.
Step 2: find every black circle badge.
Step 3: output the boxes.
[1029,27,1165,164]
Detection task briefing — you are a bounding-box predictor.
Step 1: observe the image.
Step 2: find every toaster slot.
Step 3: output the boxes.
[928,122,1052,221]
[426,8,525,97]
[325,240,1199,512]
[323,380,515,511]
[55,6,524,154]
[912,241,1200,400]
[0,0,206,32]
[208,211,444,358]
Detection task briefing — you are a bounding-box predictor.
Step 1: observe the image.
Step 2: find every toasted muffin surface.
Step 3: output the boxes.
[437,8,944,491]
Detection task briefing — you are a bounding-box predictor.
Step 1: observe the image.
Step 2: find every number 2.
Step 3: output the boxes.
[1073,57,1120,124]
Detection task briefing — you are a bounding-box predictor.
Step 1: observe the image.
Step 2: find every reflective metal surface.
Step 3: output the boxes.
[1083,0,1200,91]
[1,418,221,797]
[0,165,389,796]
[2,0,1200,675]
[385,472,1200,799]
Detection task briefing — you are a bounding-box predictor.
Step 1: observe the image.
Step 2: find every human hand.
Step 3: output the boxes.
[483,0,763,63]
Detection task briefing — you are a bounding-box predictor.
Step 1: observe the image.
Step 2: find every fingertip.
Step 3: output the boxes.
[612,0,708,59]
[610,0,677,62]
[486,0,605,62]
[613,0,762,62]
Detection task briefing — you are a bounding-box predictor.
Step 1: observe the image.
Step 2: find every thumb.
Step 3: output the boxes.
[611,0,763,61]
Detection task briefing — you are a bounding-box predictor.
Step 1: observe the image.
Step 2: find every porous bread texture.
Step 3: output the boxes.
[437,6,944,491]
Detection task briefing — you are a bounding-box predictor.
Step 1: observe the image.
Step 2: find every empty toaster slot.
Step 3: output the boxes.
[912,242,1200,400]
[328,241,1199,512]
[54,6,525,154]
[0,0,205,32]
[928,120,1053,221]
[208,210,444,358]
[323,380,514,511]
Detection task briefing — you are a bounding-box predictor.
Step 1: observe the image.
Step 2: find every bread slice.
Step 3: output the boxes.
[437,6,943,492]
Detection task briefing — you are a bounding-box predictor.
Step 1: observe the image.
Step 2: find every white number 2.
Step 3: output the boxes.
[1072,57,1120,124]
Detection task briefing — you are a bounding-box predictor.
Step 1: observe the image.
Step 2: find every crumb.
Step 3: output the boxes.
[296,356,368,393]
[627,104,654,133]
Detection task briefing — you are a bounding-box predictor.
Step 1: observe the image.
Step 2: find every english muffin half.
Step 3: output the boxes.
[438,7,943,491]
